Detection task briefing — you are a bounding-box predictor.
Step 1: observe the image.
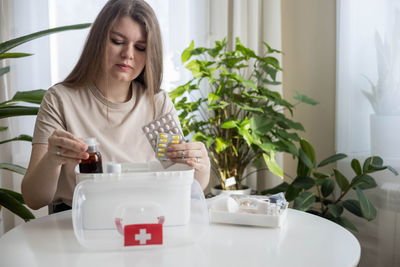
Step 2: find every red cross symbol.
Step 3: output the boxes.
[135,229,152,244]
[124,224,163,246]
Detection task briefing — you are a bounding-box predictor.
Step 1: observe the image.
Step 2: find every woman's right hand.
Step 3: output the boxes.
[47,129,89,165]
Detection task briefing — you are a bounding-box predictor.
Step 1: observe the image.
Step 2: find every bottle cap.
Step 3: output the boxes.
[106,162,122,173]
[81,137,99,147]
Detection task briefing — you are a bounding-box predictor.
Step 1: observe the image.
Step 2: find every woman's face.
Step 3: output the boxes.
[103,16,147,84]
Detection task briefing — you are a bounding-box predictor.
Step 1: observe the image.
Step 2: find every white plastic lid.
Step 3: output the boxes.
[81,137,99,153]
[106,162,122,173]
[81,137,99,147]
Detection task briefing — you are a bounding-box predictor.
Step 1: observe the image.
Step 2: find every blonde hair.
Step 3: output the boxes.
[62,0,163,117]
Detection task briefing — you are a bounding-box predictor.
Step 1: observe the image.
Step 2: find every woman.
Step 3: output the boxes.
[21,0,210,213]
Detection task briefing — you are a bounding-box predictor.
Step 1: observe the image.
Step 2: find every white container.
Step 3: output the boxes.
[72,161,208,249]
[207,194,288,228]
[370,114,400,158]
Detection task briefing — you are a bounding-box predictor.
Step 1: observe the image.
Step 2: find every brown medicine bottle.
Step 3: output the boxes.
[79,137,103,173]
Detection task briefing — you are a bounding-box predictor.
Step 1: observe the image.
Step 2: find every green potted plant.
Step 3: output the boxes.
[0,23,91,221]
[262,138,398,231]
[169,38,317,193]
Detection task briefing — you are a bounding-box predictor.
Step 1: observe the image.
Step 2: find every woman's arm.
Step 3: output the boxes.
[21,129,88,210]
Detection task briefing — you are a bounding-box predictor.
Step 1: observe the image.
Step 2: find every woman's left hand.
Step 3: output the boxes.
[166,141,210,189]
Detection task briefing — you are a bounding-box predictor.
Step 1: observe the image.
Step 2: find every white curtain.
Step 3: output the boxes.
[337,0,400,266]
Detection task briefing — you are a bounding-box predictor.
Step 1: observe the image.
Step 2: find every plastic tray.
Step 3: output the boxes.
[207,194,288,228]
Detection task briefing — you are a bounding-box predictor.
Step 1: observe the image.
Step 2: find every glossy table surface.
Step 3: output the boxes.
[0,209,360,267]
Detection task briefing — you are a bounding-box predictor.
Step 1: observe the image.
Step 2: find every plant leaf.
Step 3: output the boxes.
[355,187,377,221]
[0,52,32,59]
[300,139,316,165]
[10,89,46,104]
[0,66,10,76]
[351,159,362,175]
[327,204,344,218]
[0,190,34,222]
[292,176,315,190]
[293,192,316,211]
[313,171,331,179]
[221,120,237,129]
[0,23,92,54]
[363,156,382,172]
[343,199,363,218]
[263,152,283,178]
[0,106,39,119]
[299,149,313,170]
[318,153,347,167]
[0,188,25,203]
[333,169,350,192]
[181,40,194,63]
[335,216,358,232]
[321,178,335,197]
[261,182,289,195]
[208,92,220,104]
[0,163,26,175]
[0,134,32,145]
[351,174,377,190]
[386,165,399,176]
[215,137,229,153]
[285,184,302,202]
[293,91,319,105]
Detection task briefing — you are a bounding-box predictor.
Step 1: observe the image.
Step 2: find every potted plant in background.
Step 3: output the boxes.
[0,23,91,222]
[169,38,317,194]
[363,18,400,160]
[262,138,398,231]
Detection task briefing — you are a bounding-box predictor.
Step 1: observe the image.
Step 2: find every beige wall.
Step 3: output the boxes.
[281,0,336,177]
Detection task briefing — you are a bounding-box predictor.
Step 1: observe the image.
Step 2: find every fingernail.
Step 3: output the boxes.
[81,145,87,152]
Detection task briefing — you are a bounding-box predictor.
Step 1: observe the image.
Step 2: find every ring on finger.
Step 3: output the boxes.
[180,151,185,159]
[56,146,62,156]
[196,157,200,163]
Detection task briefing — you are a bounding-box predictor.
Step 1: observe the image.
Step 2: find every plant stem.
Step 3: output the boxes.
[321,183,353,216]
[241,167,270,182]
[315,183,324,213]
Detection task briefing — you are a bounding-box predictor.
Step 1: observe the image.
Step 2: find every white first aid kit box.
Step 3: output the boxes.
[72,161,208,249]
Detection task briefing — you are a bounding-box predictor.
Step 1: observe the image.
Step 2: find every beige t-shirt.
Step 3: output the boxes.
[32,83,178,206]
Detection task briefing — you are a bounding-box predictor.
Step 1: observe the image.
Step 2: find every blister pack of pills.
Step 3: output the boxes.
[142,112,184,168]
[155,133,183,160]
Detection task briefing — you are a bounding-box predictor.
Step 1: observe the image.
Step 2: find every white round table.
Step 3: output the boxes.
[0,209,360,267]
